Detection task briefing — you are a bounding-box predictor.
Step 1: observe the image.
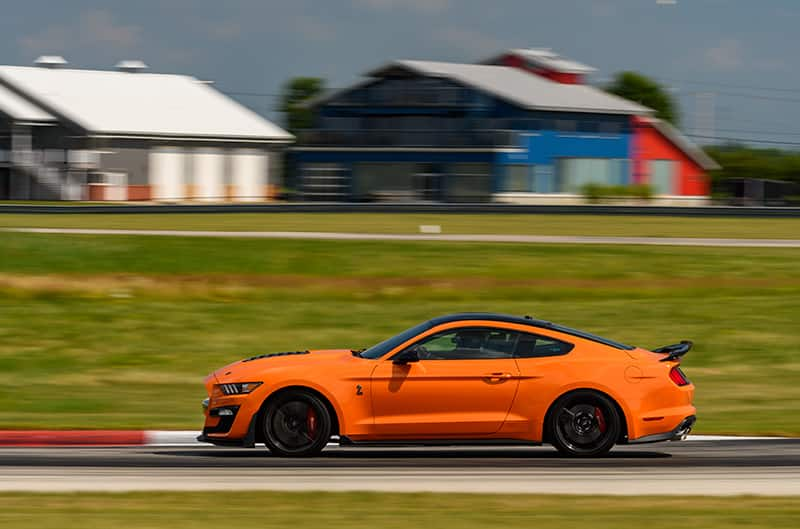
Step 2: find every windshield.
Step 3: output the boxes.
[359,320,434,359]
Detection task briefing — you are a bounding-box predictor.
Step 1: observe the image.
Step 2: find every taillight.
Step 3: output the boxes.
[669,366,690,386]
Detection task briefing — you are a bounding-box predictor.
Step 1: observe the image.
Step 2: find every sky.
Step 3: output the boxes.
[2,0,799,147]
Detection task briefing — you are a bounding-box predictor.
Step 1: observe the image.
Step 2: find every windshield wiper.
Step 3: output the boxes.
[350,349,365,358]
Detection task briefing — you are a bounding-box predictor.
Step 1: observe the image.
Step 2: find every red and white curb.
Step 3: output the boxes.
[0,431,198,447]
[0,431,791,447]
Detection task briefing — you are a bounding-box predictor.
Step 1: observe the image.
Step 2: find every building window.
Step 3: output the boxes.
[352,162,419,199]
[503,164,533,192]
[533,165,557,193]
[649,160,676,195]
[556,158,631,193]
[556,120,576,132]
[446,163,491,202]
[599,122,622,134]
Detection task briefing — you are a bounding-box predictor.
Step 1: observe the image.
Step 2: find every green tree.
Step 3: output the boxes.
[606,71,679,125]
[704,144,800,185]
[278,77,326,133]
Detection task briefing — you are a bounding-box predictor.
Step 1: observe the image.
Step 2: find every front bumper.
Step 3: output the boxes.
[198,408,258,448]
[628,415,696,444]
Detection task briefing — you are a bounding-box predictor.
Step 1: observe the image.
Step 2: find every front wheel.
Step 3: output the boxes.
[549,390,621,457]
[262,390,332,457]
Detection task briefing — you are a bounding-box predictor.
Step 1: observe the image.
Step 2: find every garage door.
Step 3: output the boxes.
[194,148,224,201]
[231,149,267,202]
[149,148,185,201]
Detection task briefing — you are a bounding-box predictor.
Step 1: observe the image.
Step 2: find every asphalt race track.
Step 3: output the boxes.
[1,439,799,495]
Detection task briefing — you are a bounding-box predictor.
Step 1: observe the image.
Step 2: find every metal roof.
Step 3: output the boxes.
[0,83,55,123]
[642,117,721,171]
[366,60,652,115]
[504,48,597,74]
[0,66,292,142]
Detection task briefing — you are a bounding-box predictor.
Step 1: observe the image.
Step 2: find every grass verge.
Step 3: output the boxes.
[0,492,799,529]
[0,232,798,434]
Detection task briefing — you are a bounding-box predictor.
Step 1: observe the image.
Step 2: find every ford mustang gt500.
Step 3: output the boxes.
[199,313,696,457]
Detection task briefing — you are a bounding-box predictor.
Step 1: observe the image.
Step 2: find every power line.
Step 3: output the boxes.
[715,115,800,130]
[706,127,800,138]
[699,90,800,104]
[687,133,800,147]
[659,77,800,94]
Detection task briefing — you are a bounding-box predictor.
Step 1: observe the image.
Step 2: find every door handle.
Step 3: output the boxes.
[483,372,514,381]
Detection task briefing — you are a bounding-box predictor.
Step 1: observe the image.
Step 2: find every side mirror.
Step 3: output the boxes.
[393,347,420,365]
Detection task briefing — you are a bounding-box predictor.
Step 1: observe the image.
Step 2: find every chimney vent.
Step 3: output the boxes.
[115,60,149,73]
[35,56,68,68]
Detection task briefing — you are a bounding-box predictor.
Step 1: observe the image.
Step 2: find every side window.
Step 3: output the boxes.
[515,333,574,358]
[411,328,518,360]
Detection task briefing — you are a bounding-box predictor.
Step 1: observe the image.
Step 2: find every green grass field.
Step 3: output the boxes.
[0,492,798,529]
[1,229,799,434]
[2,212,800,238]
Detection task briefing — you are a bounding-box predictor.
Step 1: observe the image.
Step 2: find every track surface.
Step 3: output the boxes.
[2,440,799,495]
[5,227,800,247]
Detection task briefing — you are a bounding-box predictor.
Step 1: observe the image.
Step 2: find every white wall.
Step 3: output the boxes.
[193,148,224,201]
[230,149,267,202]
[104,172,128,201]
[149,148,185,201]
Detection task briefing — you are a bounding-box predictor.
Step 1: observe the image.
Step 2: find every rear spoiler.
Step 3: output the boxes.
[653,340,693,362]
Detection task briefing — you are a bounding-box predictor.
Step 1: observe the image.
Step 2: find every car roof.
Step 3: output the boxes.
[429,312,550,327]
[427,313,635,351]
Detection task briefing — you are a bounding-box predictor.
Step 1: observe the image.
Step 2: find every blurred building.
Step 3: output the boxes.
[293,48,718,203]
[0,57,292,201]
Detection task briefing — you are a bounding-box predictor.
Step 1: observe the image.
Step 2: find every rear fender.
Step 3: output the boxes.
[538,383,633,443]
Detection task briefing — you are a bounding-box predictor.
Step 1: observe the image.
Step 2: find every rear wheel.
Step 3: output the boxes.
[262,390,332,457]
[549,390,620,457]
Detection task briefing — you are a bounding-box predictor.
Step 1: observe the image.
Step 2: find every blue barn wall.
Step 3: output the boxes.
[296,73,637,198]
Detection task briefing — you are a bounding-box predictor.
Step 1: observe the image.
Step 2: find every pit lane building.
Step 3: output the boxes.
[0,57,292,201]
[293,48,718,203]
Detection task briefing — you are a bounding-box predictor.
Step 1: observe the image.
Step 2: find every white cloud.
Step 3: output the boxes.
[703,38,743,71]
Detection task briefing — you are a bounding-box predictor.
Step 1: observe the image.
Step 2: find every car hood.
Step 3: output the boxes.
[212,349,354,383]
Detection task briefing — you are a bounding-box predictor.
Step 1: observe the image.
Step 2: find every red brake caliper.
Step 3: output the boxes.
[594,407,607,434]
[306,407,318,438]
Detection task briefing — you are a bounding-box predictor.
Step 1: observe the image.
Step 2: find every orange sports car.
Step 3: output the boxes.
[199,313,696,457]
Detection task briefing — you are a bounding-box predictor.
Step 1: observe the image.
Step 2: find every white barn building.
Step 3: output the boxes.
[0,57,293,201]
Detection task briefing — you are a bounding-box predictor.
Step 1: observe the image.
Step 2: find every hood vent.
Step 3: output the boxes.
[243,350,310,362]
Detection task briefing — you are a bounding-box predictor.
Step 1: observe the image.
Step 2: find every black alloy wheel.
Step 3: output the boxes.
[263,390,332,457]
[549,390,621,457]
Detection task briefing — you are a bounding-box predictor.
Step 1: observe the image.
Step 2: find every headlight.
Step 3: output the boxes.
[218,382,262,395]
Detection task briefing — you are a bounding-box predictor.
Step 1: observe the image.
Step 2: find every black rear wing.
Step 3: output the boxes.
[653,340,693,362]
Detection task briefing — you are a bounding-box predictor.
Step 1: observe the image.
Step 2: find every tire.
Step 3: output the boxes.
[548,390,621,457]
[262,389,332,457]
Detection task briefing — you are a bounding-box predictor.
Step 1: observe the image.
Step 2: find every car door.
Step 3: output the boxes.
[503,331,577,434]
[370,326,521,437]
